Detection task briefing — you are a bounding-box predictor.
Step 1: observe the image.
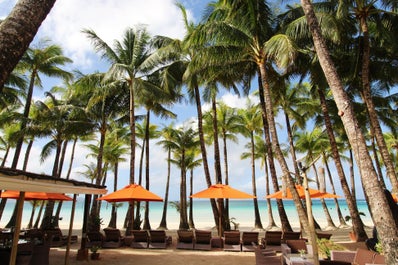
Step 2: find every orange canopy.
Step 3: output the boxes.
[191,184,256,199]
[266,185,340,199]
[0,190,73,201]
[97,184,163,202]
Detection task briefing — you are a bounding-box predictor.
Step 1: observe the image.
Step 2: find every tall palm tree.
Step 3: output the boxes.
[237,101,264,230]
[167,125,199,230]
[84,26,161,234]
[294,128,336,229]
[299,0,398,262]
[192,0,309,235]
[157,123,177,230]
[12,41,73,169]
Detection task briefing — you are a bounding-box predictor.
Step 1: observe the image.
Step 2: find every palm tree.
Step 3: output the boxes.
[237,101,264,230]
[167,125,199,230]
[203,102,241,231]
[84,26,163,233]
[252,135,278,229]
[157,123,177,230]
[0,0,56,89]
[192,0,309,236]
[294,128,336,229]
[299,0,398,262]
[12,41,73,169]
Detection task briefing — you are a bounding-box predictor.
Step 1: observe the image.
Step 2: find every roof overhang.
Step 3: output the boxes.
[0,168,107,195]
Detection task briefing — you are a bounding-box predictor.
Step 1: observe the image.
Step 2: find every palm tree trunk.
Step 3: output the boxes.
[257,78,292,232]
[0,0,56,89]
[222,133,231,231]
[211,95,225,233]
[317,85,366,237]
[322,163,347,227]
[250,132,263,229]
[1,146,10,167]
[194,85,219,228]
[188,169,195,229]
[359,17,398,193]
[158,148,171,230]
[300,1,398,262]
[143,111,151,230]
[66,138,77,180]
[22,139,33,171]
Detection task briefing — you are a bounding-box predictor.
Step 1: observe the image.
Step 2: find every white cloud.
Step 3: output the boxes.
[35,0,190,70]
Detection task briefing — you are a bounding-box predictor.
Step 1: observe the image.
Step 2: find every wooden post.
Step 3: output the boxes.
[9,191,25,265]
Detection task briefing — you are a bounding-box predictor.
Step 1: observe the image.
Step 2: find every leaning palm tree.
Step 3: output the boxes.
[12,41,73,169]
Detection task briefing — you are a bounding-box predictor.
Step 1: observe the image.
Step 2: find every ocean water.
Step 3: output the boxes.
[0,198,373,230]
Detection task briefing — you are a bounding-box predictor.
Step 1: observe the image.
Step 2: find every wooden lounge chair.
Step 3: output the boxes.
[261,230,282,252]
[103,228,124,248]
[194,230,212,251]
[130,230,149,248]
[148,230,171,249]
[31,239,50,265]
[176,230,195,250]
[223,231,241,251]
[241,231,259,252]
[254,245,281,265]
[281,231,301,242]
[281,239,307,254]
[330,250,356,263]
[45,228,78,247]
[316,232,332,240]
[86,231,105,248]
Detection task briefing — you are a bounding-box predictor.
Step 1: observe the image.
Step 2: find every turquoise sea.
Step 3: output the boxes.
[0,198,373,230]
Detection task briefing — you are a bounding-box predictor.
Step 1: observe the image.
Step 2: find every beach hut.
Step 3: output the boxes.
[0,167,107,265]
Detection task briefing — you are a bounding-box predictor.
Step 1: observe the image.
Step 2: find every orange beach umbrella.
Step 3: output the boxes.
[191,184,256,199]
[0,190,73,201]
[191,184,256,236]
[98,184,163,202]
[266,184,340,200]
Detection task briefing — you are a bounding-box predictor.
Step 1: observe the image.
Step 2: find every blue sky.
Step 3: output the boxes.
[0,0,369,201]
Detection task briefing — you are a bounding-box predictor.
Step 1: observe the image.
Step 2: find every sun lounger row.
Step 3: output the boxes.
[86,228,172,249]
[223,231,260,252]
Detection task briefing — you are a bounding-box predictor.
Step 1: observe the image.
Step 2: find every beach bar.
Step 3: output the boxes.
[0,167,107,265]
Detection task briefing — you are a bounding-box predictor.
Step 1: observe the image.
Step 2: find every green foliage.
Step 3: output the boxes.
[317,238,346,259]
[229,217,240,230]
[375,242,383,254]
[90,245,101,253]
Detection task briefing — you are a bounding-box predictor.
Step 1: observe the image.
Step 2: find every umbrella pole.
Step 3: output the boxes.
[217,199,223,237]
[9,191,25,265]
[64,194,77,265]
[302,172,319,265]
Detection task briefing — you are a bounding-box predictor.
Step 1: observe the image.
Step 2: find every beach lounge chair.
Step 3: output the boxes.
[176,230,195,250]
[241,231,259,252]
[31,239,50,265]
[316,232,332,240]
[281,231,301,242]
[194,229,212,251]
[281,239,307,254]
[86,231,105,248]
[45,228,78,247]
[223,231,241,251]
[261,230,282,252]
[372,253,385,264]
[102,228,124,248]
[130,230,149,248]
[148,230,171,249]
[253,245,281,265]
[330,250,356,263]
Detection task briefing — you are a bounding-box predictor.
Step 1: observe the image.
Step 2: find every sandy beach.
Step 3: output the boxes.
[49,227,371,265]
